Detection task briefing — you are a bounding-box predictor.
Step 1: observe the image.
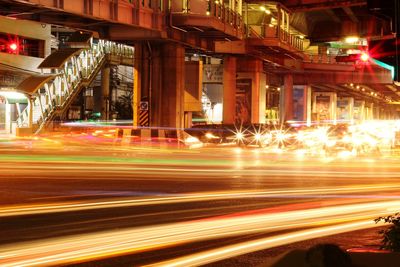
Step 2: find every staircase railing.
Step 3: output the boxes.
[16,38,134,134]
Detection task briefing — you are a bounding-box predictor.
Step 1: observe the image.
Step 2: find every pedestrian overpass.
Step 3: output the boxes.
[0,32,134,135]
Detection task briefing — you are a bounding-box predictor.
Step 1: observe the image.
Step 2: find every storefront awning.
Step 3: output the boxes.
[66,31,93,44]
[38,48,83,69]
[15,74,57,95]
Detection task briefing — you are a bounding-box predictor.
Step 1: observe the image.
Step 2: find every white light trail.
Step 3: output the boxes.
[147,220,382,267]
[0,200,398,266]
[1,184,400,217]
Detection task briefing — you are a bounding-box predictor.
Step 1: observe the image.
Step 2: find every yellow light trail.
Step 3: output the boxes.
[0,200,398,266]
[146,220,383,267]
[2,162,400,179]
[1,184,400,217]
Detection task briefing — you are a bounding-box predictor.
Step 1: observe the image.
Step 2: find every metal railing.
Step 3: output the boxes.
[17,38,134,134]
[246,24,304,51]
[171,0,244,35]
[303,53,339,64]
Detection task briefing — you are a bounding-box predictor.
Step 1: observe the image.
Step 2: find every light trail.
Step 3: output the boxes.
[2,162,400,179]
[0,200,398,266]
[146,220,383,267]
[1,184,400,217]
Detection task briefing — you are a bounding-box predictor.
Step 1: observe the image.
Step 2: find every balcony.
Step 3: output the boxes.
[245,2,305,59]
[171,0,244,40]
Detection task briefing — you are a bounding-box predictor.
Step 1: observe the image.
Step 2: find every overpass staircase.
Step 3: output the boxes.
[16,34,134,134]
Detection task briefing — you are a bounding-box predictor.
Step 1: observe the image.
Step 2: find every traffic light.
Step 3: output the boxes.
[8,42,18,53]
[360,52,369,62]
[335,52,370,63]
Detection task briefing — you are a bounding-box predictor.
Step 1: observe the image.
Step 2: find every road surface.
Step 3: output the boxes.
[0,134,398,266]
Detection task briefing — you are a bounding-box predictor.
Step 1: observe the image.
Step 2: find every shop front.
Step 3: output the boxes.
[0,91,29,135]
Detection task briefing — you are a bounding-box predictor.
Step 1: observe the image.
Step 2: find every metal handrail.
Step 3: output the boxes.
[17,38,134,133]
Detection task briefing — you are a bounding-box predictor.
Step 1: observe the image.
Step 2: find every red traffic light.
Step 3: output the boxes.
[335,52,370,63]
[360,51,369,62]
[9,43,17,51]
[8,42,18,53]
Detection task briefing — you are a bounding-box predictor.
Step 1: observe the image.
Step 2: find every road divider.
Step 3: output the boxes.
[114,128,203,148]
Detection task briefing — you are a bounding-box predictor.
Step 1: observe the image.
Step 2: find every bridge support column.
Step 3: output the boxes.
[236,58,265,124]
[134,42,154,127]
[306,85,312,126]
[134,42,185,128]
[281,74,293,123]
[223,56,236,124]
[101,66,110,121]
[159,43,185,128]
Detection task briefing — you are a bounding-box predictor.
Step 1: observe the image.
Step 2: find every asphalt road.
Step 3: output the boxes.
[0,135,399,266]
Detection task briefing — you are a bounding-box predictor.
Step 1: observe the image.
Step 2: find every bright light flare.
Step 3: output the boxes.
[235,132,244,140]
[9,42,18,52]
[345,36,359,43]
[360,52,369,62]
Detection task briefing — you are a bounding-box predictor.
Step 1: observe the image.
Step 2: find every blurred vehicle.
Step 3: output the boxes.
[323,124,354,156]
[352,131,381,156]
[296,126,326,153]
[187,124,277,147]
[185,124,234,144]
[391,130,400,151]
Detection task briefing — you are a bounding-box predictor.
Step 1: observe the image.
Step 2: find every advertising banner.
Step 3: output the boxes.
[337,98,350,120]
[353,100,364,121]
[235,79,252,124]
[293,86,305,121]
[203,64,223,83]
[315,95,331,121]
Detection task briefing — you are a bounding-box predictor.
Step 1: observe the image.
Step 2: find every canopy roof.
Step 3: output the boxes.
[38,48,82,69]
[15,75,57,94]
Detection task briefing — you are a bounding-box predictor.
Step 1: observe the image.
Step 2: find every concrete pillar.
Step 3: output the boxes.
[185,112,192,128]
[160,43,185,128]
[258,72,266,124]
[150,45,161,127]
[375,104,380,119]
[282,74,293,122]
[28,98,33,129]
[184,61,203,127]
[135,42,185,128]
[306,85,312,126]
[101,66,110,121]
[223,56,237,124]
[133,42,151,127]
[250,71,266,124]
[5,103,11,134]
